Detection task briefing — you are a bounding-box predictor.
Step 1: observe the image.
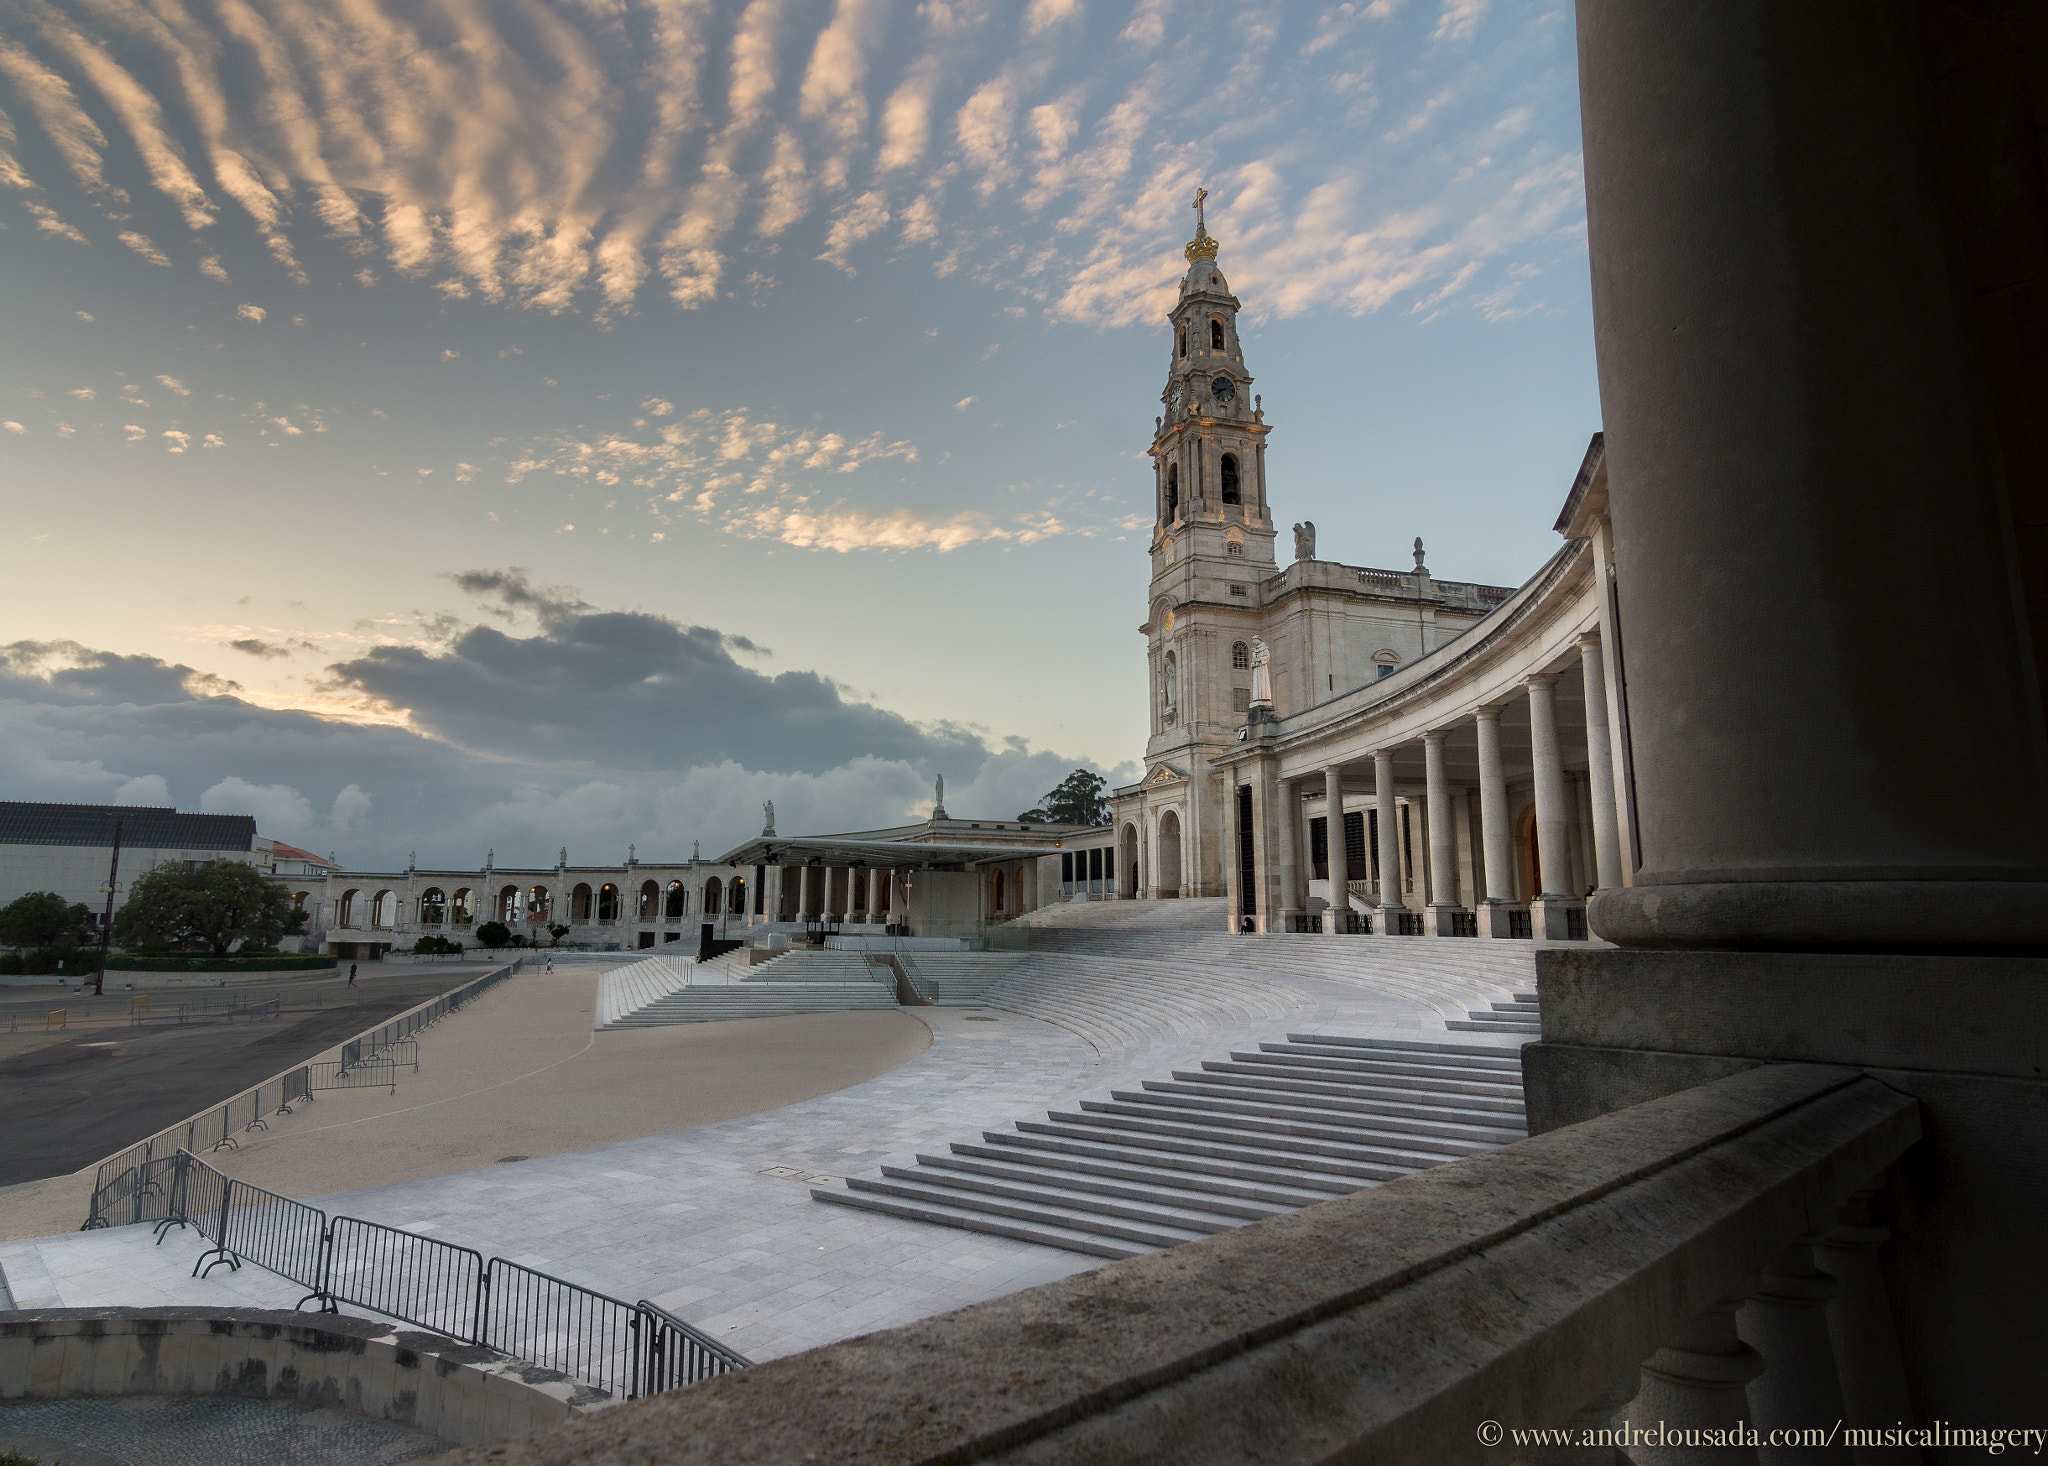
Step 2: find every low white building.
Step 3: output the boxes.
[0,802,269,927]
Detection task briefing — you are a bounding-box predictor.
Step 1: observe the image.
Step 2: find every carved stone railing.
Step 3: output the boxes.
[424,1064,1920,1465]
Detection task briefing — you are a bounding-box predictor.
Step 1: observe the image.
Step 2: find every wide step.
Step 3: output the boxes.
[813,1032,1528,1256]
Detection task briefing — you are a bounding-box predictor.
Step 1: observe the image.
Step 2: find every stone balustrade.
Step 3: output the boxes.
[423,1063,1920,1466]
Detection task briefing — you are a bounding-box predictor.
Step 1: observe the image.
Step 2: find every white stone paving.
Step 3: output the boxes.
[0,956,1523,1365]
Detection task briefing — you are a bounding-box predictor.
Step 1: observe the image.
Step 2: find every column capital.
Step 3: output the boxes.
[1574,629,1603,652]
[1422,729,1448,749]
[1521,671,1559,690]
[1473,705,1502,726]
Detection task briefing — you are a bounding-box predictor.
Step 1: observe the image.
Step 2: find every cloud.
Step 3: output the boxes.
[225,638,293,658]
[198,254,227,281]
[953,396,977,411]
[1,420,23,435]
[200,776,315,836]
[236,303,265,322]
[1433,0,1488,42]
[123,423,145,441]
[156,374,190,395]
[0,639,239,704]
[68,387,94,400]
[117,230,171,266]
[162,429,190,452]
[114,774,169,805]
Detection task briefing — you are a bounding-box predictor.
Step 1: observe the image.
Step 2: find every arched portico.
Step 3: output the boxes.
[1120,823,1141,898]
[1157,810,1183,898]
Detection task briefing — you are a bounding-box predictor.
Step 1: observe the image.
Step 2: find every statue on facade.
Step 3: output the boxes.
[1413,536,1427,573]
[761,801,775,836]
[933,773,948,819]
[692,839,700,862]
[558,847,567,867]
[1249,637,1274,710]
[1293,521,1316,562]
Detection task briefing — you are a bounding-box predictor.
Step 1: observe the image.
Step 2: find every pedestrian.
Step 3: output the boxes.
[544,954,554,974]
[347,961,357,986]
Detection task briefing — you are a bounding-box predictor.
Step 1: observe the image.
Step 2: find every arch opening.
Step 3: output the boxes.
[1220,453,1241,505]
[1157,810,1183,897]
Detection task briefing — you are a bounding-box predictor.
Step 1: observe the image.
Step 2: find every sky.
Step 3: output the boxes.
[0,0,1600,869]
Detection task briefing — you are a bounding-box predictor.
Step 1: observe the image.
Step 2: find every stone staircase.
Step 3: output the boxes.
[813,1033,1527,1258]
[1448,992,1541,1038]
[976,953,1309,1053]
[596,948,899,1029]
[901,952,1027,1004]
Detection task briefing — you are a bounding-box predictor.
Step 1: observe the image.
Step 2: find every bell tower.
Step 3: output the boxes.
[1130,190,1277,900]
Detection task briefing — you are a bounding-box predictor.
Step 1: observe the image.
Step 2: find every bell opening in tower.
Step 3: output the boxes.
[1210,318,1224,350]
[1166,463,1179,521]
[1220,454,1241,506]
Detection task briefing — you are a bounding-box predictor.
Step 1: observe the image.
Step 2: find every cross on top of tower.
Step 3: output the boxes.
[1185,184,1219,263]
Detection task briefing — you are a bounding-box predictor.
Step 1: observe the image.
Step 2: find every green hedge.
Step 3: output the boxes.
[103,953,339,972]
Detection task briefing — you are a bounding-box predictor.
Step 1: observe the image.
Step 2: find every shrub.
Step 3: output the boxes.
[412,934,463,955]
[475,920,512,949]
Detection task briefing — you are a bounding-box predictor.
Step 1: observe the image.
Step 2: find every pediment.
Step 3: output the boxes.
[1145,763,1187,786]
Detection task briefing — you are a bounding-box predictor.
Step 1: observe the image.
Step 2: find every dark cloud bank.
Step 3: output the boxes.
[1,573,1127,867]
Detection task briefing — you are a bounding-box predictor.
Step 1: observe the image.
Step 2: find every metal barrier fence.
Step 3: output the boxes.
[140,1149,746,1401]
[82,963,519,1230]
[307,1057,397,1094]
[483,1258,642,1399]
[327,1216,482,1339]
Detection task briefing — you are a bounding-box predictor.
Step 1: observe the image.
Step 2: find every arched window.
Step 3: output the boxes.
[1177,328,1187,359]
[338,888,360,927]
[664,881,687,922]
[1166,463,1179,520]
[451,888,474,925]
[992,869,1006,912]
[1232,641,1250,669]
[701,877,722,916]
[1226,540,1244,556]
[420,888,446,926]
[1220,453,1241,505]
[527,886,551,923]
[728,878,746,915]
[1210,318,1225,350]
[498,885,519,923]
[638,880,659,920]
[571,883,593,921]
[597,883,620,921]
[374,890,399,928]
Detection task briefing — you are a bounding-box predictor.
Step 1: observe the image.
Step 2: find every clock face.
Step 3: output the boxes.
[1212,376,1236,403]
[1168,385,1184,409]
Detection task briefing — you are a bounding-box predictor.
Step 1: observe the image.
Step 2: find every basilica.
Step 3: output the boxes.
[1110,206,1626,943]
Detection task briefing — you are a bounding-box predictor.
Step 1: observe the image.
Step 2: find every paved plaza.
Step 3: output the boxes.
[0,929,1526,1363]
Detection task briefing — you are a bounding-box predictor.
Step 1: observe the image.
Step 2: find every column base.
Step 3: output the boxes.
[1379,904,1420,936]
[1480,902,1531,939]
[1590,879,2048,952]
[1531,896,1588,941]
[1423,904,1473,937]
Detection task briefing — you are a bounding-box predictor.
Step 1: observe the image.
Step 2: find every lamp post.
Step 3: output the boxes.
[92,821,121,997]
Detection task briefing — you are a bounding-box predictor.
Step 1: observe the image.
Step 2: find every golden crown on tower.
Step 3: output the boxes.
[1185,185,1219,261]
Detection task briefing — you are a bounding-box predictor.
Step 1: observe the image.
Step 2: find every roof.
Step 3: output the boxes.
[267,839,337,867]
[0,801,256,851]
[714,836,1057,871]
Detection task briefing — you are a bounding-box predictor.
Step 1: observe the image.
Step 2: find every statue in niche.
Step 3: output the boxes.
[1293,521,1317,562]
[761,801,775,836]
[1249,637,1274,710]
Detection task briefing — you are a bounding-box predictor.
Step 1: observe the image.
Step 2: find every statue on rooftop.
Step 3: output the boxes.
[1414,536,1428,574]
[1293,521,1316,562]
[933,773,948,820]
[761,801,775,836]
[1250,637,1274,711]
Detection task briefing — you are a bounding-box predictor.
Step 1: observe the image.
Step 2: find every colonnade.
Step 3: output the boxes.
[770,864,901,924]
[1259,632,1625,939]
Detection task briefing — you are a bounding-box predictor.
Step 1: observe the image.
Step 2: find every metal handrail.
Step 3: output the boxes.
[141,1150,747,1399]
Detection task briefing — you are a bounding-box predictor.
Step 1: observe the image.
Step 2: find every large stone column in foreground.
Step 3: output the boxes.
[1579,0,2048,952]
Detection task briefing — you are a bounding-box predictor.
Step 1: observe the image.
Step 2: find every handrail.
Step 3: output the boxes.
[138,1149,747,1401]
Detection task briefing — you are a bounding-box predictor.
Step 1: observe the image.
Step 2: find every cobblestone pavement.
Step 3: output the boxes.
[0,1395,445,1465]
[0,967,1510,1364]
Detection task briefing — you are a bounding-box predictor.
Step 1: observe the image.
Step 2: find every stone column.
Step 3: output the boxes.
[1274,773,1300,931]
[1323,767,1349,933]
[1452,787,1477,908]
[1813,1193,1920,1461]
[1526,674,1580,939]
[1248,762,1273,933]
[1577,633,1626,890]
[1423,733,1461,934]
[1577,0,2048,951]
[1374,751,1404,931]
[1475,710,1521,937]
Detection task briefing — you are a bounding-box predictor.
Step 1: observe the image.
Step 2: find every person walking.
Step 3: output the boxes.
[347,961,357,987]
[544,954,554,974]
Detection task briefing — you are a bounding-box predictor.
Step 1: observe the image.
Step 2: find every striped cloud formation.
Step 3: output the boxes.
[0,0,1585,328]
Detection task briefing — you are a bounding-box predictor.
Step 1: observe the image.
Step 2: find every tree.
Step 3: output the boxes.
[547,922,570,946]
[0,891,95,949]
[1020,768,1111,827]
[111,860,294,957]
[475,920,512,949]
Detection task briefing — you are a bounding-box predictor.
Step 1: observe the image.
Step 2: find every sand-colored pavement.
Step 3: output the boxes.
[0,967,930,1243]
[201,967,931,1203]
